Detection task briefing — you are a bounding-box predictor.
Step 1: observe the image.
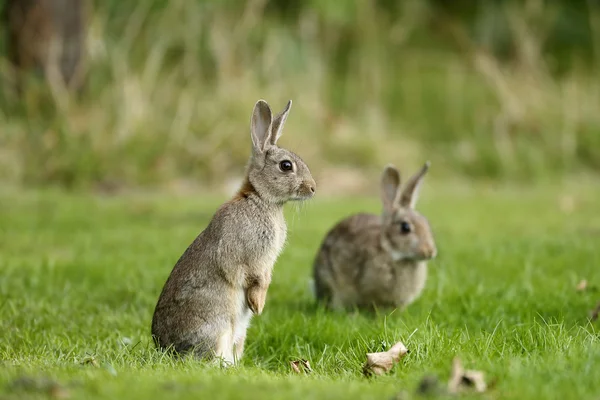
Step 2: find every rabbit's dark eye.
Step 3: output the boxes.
[279,160,293,171]
[400,221,411,234]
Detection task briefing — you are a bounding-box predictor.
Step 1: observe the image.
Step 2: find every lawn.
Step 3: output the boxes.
[1,181,599,399]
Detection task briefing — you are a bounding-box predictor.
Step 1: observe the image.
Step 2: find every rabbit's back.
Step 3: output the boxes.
[151,196,286,354]
[151,226,234,354]
[313,213,382,308]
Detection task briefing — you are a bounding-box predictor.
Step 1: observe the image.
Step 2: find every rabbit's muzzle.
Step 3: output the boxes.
[418,243,437,260]
[295,179,316,200]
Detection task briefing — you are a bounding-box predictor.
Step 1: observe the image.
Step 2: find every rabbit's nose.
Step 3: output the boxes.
[421,245,437,259]
[308,179,316,194]
[430,248,438,259]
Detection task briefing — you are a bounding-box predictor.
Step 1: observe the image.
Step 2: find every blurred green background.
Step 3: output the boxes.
[1,0,600,192]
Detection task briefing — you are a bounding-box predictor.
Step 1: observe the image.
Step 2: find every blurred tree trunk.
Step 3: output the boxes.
[5,0,88,93]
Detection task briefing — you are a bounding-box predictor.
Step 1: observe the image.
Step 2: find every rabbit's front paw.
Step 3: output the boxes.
[246,285,267,315]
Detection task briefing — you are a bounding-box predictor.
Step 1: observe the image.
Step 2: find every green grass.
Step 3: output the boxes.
[1,181,600,399]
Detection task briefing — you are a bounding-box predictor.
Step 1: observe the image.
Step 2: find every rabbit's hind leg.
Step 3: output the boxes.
[214,326,235,366]
[195,318,235,366]
[233,291,254,363]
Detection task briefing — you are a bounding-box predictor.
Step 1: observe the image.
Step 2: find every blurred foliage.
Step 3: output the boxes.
[0,0,600,190]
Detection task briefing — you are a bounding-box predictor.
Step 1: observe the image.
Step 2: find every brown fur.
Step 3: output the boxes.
[234,178,257,201]
[151,100,315,364]
[313,162,436,311]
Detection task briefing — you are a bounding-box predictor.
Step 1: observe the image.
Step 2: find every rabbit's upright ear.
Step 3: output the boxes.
[400,161,430,209]
[270,100,292,146]
[381,165,401,215]
[251,100,274,154]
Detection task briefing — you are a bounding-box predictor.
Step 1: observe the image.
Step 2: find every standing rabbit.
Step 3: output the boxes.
[152,99,316,364]
[313,162,436,311]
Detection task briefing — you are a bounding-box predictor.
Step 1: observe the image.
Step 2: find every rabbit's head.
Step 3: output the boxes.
[246,100,316,204]
[379,162,436,262]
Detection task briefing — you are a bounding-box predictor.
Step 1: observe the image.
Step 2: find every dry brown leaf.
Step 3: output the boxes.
[576,279,588,292]
[447,357,463,393]
[290,361,301,374]
[591,301,600,322]
[363,341,409,376]
[463,370,487,392]
[447,357,487,394]
[290,359,312,374]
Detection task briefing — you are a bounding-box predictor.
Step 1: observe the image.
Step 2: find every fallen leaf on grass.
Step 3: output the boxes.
[290,359,312,374]
[576,279,588,292]
[590,301,600,322]
[447,357,487,394]
[363,341,409,376]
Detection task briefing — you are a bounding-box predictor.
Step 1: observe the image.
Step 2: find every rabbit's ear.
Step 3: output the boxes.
[400,161,430,209]
[270,100,292,145]
[381,165,401,215]
[251,100,274,154]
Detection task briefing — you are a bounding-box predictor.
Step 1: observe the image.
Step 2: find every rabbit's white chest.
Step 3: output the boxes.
[265,213,287,264]
[242,210,287,274]
[390,262,428,306]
